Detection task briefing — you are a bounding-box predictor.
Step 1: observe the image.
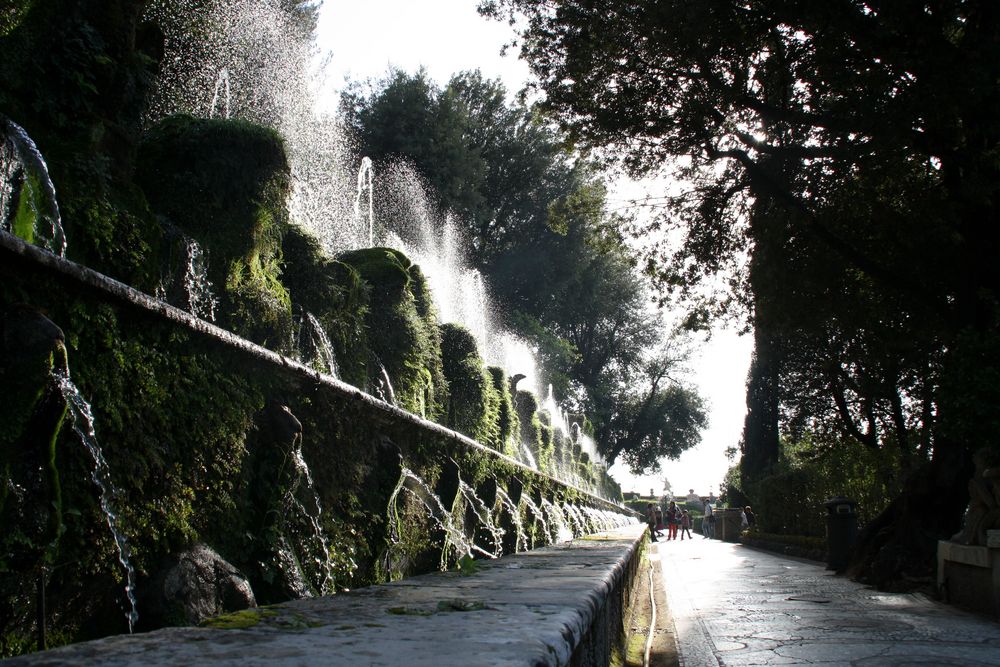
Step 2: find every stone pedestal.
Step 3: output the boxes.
[716,509,743,543]
[937,530,1000,619]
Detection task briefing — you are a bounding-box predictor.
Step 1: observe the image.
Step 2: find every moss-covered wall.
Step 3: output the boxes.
[0,3,630,655]
[0,237,631,654]
[339,248,447,420]
[135,115,294,351]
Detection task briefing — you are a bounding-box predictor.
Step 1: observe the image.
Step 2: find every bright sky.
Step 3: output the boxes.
[315,0,753,496]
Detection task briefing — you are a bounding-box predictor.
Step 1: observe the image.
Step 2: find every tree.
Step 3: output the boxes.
[484,0,1000,586]
[344,67,707,471]
[597,346,706,471]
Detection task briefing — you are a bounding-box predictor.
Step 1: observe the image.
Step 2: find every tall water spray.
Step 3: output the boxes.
[145,0,552,414]
[143,0,620,499]
[146,0,360,253]
[354,157,374,247]
[208,68,231,119]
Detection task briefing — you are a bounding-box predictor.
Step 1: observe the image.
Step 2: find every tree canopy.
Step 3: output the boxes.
[483,0,1000,585]
[342,68,706,473]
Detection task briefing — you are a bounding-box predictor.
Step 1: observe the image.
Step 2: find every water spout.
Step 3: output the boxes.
[519,494,549,548]
[0,116,66,256]
[354,157,374,247]
[458,479,504,558]
[386,467,482,572]
[495,486,527,553]
[209,68,231,119]
[287,445,336,595]
[57,371,138,632]
[303,311,339,378]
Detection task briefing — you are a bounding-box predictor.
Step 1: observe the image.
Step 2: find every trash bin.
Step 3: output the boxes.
[825,497,857,572]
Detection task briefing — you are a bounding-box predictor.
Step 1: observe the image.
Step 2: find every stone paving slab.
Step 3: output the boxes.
[657,537,1000,666]
[4,525,645,667]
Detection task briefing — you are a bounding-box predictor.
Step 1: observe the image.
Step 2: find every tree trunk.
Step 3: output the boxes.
[848,446,973,590]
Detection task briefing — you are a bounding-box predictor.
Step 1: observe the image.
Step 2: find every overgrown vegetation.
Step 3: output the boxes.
[0,2,639,655]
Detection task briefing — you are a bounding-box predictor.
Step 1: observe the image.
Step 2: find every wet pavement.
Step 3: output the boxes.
[652,537,1000,666]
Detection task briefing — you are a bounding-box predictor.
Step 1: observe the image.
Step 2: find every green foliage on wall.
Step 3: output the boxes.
[136,114,293,350]
[0,307,67,574]
[340,247,447,419]
[487,366,519,458]
[440,324,500,447]
[0,0,165,288]
[280,224,369,386]
[514,389,551,474]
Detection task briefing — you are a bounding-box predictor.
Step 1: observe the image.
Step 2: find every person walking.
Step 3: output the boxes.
[666,501,680,540]
[680,509,693,540]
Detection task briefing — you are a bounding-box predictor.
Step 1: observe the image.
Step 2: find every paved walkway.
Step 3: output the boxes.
[650,537,1000,666]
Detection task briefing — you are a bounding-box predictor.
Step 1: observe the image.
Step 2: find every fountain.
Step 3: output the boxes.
[540,497,573,543]
[141,0,617,495]
[0,116,66,257]
[57,371,139,633]
[518,494,550,549]
[458,479,505,558]
[386,467,478,573]
[208,68,231,119]
[302,311,339,377]
[0,1,642,655]
[286,445,336,595]
[495,486,528,554]
[354,157,374,247]
[166,235,219,322]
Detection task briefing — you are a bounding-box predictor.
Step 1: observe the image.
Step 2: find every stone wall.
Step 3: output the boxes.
[0,232,636,649]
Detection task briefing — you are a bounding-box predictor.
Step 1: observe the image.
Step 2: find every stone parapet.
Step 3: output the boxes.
[5,525,647,666]
[938,537,1000,619]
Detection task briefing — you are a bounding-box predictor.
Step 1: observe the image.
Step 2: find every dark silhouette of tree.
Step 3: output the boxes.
[483,0,1000,586]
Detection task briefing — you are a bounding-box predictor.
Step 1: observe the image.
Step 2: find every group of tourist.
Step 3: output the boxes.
[645,501,693,542]
[645,500,756,542]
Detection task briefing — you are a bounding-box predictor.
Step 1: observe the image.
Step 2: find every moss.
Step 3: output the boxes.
[514,389,553,473]
[280,224,369,385]
[200,608,277,630]
[487,366,519,457]
[440,324,500,447]
[340,248,447,419]
[0,1,34,37]
[386,606,433,616]
[0,1,164,286]
[0,307,68,570]
[136,115,293,349]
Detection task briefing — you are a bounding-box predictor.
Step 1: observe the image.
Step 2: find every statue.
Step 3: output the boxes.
[951,448,1000,546]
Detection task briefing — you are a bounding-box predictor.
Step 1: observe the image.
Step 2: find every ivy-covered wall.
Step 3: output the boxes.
[0,0,628,656]
[0,239,629,654]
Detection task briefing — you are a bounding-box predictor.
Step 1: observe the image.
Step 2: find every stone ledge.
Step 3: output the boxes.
[6,525,647,667]
[938,540,993,568]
